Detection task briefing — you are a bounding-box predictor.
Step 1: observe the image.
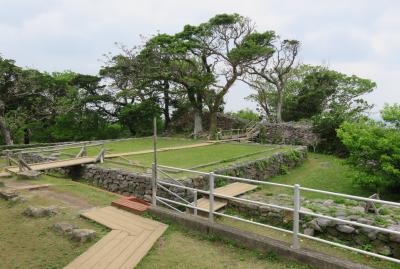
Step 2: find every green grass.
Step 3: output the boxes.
[137,223,312,269]
[258,153,399,200]
[0,195,109,269]
[38,175,120,206]
[219,217,397,269]
[59,137,203,157]
[101,143,289,175]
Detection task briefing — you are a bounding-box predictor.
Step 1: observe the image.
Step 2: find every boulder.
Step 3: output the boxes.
[53,223,76,235]
[24,206,58,218]
[336,225,355,234]
[316,217,335,228]
[71,229,96,243]
[304,228,314,236]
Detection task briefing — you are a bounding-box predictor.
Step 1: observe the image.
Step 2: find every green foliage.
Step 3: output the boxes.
[118,99,162,136]
[228,109,259,121]
[337,104,400,192]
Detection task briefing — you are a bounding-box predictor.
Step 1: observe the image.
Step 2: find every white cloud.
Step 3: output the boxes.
[0,0,399,112]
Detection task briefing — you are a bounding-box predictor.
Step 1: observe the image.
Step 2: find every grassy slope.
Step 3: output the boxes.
[259,153,390,200]
[0,175,311,269]
[101,143,289,174]
[60,137,202,157]
[0,196,109,269]
[219,218,397,269]
[137,224,311,269]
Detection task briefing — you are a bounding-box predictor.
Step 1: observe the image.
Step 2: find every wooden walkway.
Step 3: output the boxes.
[105,141,215,158]
[0,171,12,178]
[6,157,96,173]
[65,206,167,269]
[195,182,257,212]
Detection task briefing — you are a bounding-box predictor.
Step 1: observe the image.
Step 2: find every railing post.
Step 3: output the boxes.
[152,163,157,206]
[292,184,301,249]
[193,191,198,216]
[209,172,215,223]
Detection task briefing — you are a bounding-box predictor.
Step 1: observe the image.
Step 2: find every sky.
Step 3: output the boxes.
[1,0,399,116]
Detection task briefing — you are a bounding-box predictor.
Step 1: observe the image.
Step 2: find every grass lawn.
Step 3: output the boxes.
[0,175,312,269]
[137,223,312,269]
[219,217,397,269]
[58,137,204,157]
[257,153,400,201]
[0,195,109,269]
[101,143,291,174]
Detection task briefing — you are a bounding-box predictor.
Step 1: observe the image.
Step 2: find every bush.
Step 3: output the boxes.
[337,104,400,192]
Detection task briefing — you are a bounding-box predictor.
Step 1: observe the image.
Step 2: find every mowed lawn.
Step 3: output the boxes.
[100,143,291,174]
[0,195,109,269]
[0,175,311,269]
[258,153,400,201]
[59,137,204,157]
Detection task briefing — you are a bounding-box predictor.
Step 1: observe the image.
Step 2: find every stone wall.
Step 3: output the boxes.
[259,122,319,148]
[70,146,307,202]
[213,146,308,181]
[227,193,400,259]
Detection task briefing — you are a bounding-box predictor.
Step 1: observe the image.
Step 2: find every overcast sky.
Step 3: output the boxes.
[1,0,399,115]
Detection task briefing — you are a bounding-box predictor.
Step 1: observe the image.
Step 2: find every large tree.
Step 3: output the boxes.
[178,14,275,134]
[244,37,300,122]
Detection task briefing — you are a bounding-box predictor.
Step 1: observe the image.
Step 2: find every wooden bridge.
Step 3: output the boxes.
[5,157,97,174]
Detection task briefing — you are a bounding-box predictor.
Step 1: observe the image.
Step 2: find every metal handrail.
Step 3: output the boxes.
[154,165,400,265]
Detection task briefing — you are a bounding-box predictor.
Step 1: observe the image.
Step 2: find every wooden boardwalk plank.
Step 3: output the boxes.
[66,206,168,269]
[6,157,96,173]
[64,230,125,269]
[194,182,257,212]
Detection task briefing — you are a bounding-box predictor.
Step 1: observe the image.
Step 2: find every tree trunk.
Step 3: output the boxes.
[209,110,218,136]
[0,116,13,145]
[0,100,13,145]
[163,85,171,129]
[276,86,284,123]
[193,109,203,135]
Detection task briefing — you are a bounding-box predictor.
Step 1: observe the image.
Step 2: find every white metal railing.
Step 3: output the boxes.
[151,164,400,265]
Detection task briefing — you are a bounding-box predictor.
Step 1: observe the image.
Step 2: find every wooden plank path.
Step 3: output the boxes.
[6,157,96,173]
[105,141,216,158]
[195,182,258,212]
[65,206,167,269]
[0,171,12,178]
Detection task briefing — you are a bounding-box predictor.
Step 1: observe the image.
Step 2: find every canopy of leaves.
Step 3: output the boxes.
[337,104,400,191]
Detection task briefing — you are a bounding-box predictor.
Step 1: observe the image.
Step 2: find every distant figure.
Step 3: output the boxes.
[23,128,31,144]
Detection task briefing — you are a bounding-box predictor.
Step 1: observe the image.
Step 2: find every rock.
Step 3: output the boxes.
[388,225,400,243]
[71,229,96,243]
[16,170,42,180]
[334,210,346,217]
[53,223,76,235]
[308,220,322,232]
[304,228,314,236]
[357,218,374,225]
[361,227,379,240]
[336,225,355,234]
[300,207,313,214]
[373,241,392,256]
[24,206,58,218]
[350,206,365,214]
[0,190,18,200]
[323,200,335,206]
[316,217,335,228]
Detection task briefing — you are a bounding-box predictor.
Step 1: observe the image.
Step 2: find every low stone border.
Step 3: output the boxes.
[148,206,372,269]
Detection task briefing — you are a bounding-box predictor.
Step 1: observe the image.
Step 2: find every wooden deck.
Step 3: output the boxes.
[6,157,96,173]
[195,182,258,212]
[65,206,167,269]
[0,171,12,178]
